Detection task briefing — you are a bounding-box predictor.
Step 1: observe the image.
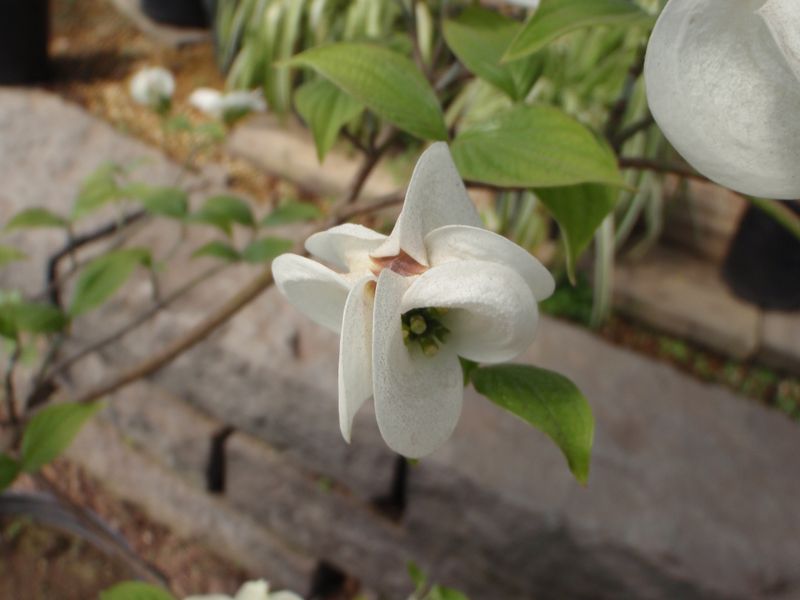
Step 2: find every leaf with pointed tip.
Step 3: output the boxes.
[472,364,593,484]
[20,402,104,473]
[72,162,122,220]
[5,208,67,230]
[69,248,150,317]
[537,184,618,283]
[295,78,364,161]
[451,104,622,188]
[191,241,241,263]
[289,43,447,141]
[443,7,544,101]
[124,184,189,219]
[0,302,69,334]
[503,0,652,62]
[190,195,255,235]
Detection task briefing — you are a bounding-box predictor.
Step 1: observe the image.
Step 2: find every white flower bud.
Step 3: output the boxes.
[129,66,175,113]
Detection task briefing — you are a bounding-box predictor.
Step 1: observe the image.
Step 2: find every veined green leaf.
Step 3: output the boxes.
[100,581,176,600]
[451,104,623,188]
[0,245,27,267]
[0,302,69,335]
[472,364,593,484]
[537,184,618,283]
[503,0,652,62]
[124,184,189,219]
[261,201,324,227]
[0,455,20,492]
[242,237,293,263]
[295,78,364,162]
[190,195,255,235]
[5,208,67,230]
[289,43,447,141]
[72,162,121,220]
[444,7,544,101]
[20,402,104,473]
[191,241,241,263]
[69,248,150,317]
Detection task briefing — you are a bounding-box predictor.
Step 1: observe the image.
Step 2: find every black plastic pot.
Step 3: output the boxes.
[722,202,800,311]
[141,0,208,28]
[0,0,50,85]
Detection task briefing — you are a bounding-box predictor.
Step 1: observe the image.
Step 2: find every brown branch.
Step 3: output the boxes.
[612,115,655,148]
[618,157,709,182]
[3,344,21,426]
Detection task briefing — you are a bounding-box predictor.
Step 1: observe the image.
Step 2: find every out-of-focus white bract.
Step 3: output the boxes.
[272,143,555,458]
[184,579,304,600]
[644,0,800,199]
[189,87,267,123]
[129,67,175,112]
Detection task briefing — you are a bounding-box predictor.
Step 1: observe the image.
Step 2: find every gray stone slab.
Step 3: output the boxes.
[3,88,800,599]
[615,245,761,360]
[760,311,800,374]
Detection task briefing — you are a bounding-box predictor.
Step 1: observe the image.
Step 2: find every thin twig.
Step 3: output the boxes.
[345,132,399,204]
[613,114,655,148]
[618,157,709,182]
[44,264,227,384]
[46,210,147,307]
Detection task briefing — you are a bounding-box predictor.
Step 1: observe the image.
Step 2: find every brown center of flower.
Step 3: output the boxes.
[370,251,427,277]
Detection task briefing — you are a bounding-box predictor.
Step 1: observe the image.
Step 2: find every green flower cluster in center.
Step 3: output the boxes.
[401,307,450,357]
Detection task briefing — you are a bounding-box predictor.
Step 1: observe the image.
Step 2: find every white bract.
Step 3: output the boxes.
[506,0,540,8]
[189,87,267,123]
[129,67,175,112]
[272,143,554,458]
[184,579,303,600]
[644,0,800,199]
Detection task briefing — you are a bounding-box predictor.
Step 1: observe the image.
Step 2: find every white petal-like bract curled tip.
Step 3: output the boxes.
[372,270,463,458]
[130,67,175,109]
[373,142,482,266]
[425,224,555,301]
[338,277,375,443]
[305,223,387,273]
[272,254,350,334]
[401,260,539,364]
[644,0,800,199]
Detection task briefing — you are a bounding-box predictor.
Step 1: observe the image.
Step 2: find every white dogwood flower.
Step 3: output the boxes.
[272,143,554,458]
[184,579,303,600]
[189,87,267,124]
[644,0,800,199]
[129,67,175,113]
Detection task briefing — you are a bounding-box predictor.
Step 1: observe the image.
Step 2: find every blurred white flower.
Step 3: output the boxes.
[184,579,303,600]
[129,66,175,113]
[644,0,800,200]
[273,143,554,458]
[189,87,267,124]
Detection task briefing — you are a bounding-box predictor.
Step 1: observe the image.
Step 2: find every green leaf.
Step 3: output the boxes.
[100,581,176,600]
[72,163,121,220]
[191,195,255,235]
[503,0,651,62]
[537,184,618,283]
[1,302,69,334]
[261,201,324,227]
[459,357,479,387]
[472,364,593,484]
[191,241,241,263]
[164,114,193,133]
[443,7,544,101]
[295,78,364,162]
[0,455,20,492]
[125,184,189,219]
[0,245,27,267]
[429,585,470,600]
[20,401,103,473]
[242,237,293,263]
[451,104,622,188]
[289,43,447,141]
[69,248,149,317]
[5,208,67,230]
